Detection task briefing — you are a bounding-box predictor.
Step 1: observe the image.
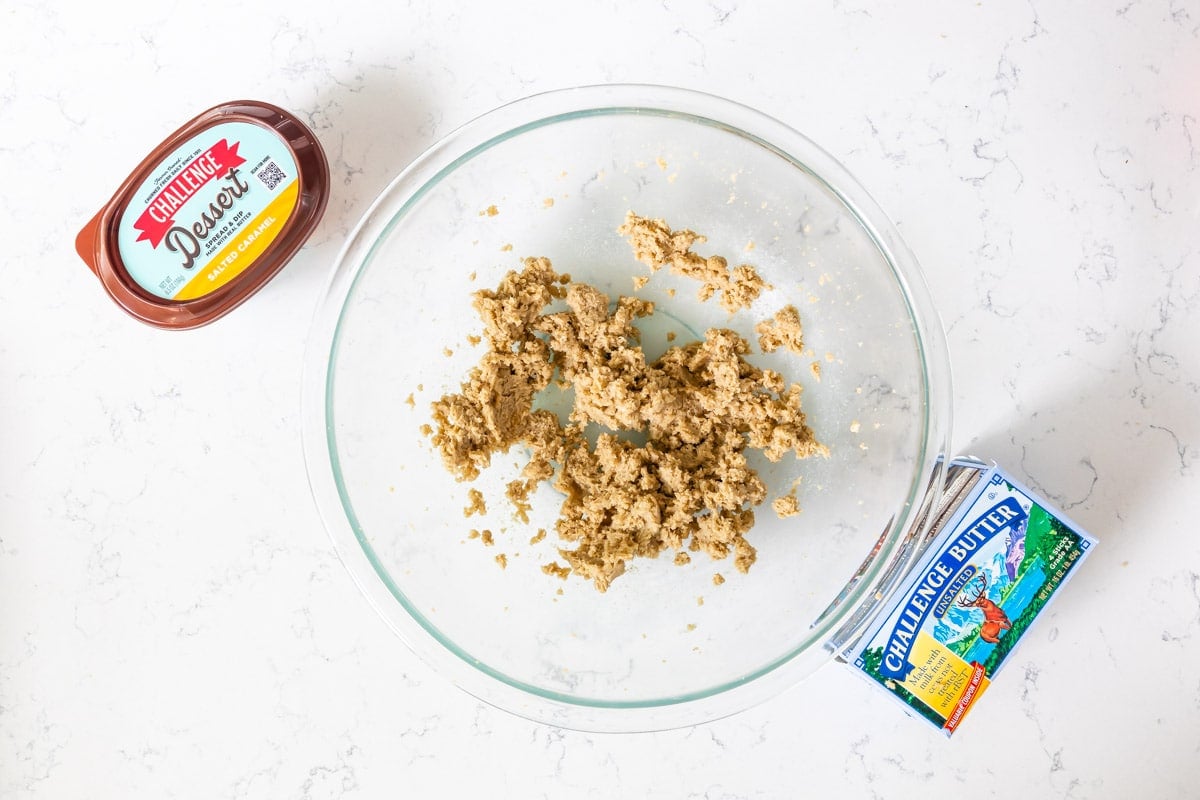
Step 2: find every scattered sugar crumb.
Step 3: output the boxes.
[825,352,835,362]
[666,288,676,297]
[656,156,668,170]
[443,347,454,357]
[810,362,822,381]
[417,384,423,391]
[745,240,756,252]
[850,420,861,433]
[556,587,564,595]
[405,393,415,407]
[419,423,433,436]
[666,331,676,342]
[542,561,571,580]
[859,442,870,451]
[686,623,697,631]
[530,528,547,545]
[388,486,395,493]
[463,488,486,517]
[469,271,477,281]
[808,294,820,304]
[495,553,508,569]
[543,197,555,208]
[856,386,863,394]
[667,173,679,183]
[713,573,726,586]
[818,273,833,286]
[481,529,494,546]
[674,551,691,566]
[500,243,513,252]
[697,596,704,606]
[467,334,482,346]
[481,205,499,216]
[468,528,480,539]
[633,275,650,290]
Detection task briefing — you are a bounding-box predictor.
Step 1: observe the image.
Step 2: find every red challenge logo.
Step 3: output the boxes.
[133,139,246,248]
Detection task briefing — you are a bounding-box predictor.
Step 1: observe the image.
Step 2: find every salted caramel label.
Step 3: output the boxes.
[116,121,299,300]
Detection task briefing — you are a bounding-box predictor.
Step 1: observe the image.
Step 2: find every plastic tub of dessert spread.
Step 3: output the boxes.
[76,100,329,329]
[295,84,1096,734]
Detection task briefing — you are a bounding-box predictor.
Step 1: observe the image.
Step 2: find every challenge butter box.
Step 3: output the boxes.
[846,460,1097,735]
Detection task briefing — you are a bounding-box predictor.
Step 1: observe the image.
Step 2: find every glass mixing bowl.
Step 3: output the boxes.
[302,85,951,731]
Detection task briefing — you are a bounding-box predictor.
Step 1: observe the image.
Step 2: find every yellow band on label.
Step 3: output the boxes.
[901,632,990,716]
[174,179,299,301]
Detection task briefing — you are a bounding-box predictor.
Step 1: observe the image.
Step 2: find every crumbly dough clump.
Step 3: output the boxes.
[618,212,770,313]
[756,305,805,354]
[463,488,487,517]
[772,492,802,518]
[428,225,824,592]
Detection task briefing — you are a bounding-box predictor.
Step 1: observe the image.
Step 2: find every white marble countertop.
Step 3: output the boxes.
[2,1,1198,797]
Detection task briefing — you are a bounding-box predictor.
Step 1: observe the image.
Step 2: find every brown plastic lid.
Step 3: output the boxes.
[76,100,329,329]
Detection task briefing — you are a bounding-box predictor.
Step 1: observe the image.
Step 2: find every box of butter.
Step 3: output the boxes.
[846,460,1097,735]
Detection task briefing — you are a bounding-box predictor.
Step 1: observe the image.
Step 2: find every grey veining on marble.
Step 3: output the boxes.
[0,1,1197,798]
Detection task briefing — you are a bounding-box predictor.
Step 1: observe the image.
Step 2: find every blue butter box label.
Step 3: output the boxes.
[847,462,1097,735]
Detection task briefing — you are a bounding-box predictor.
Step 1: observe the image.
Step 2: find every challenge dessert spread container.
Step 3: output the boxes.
[76,100,329,329]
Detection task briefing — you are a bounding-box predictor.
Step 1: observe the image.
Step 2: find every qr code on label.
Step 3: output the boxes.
[256,161,287,190]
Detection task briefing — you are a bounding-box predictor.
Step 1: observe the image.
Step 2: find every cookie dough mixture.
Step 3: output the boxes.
[755,305,806,355]
[771,492,802,518]
[618,212,769,313]
[428,216,825,591]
